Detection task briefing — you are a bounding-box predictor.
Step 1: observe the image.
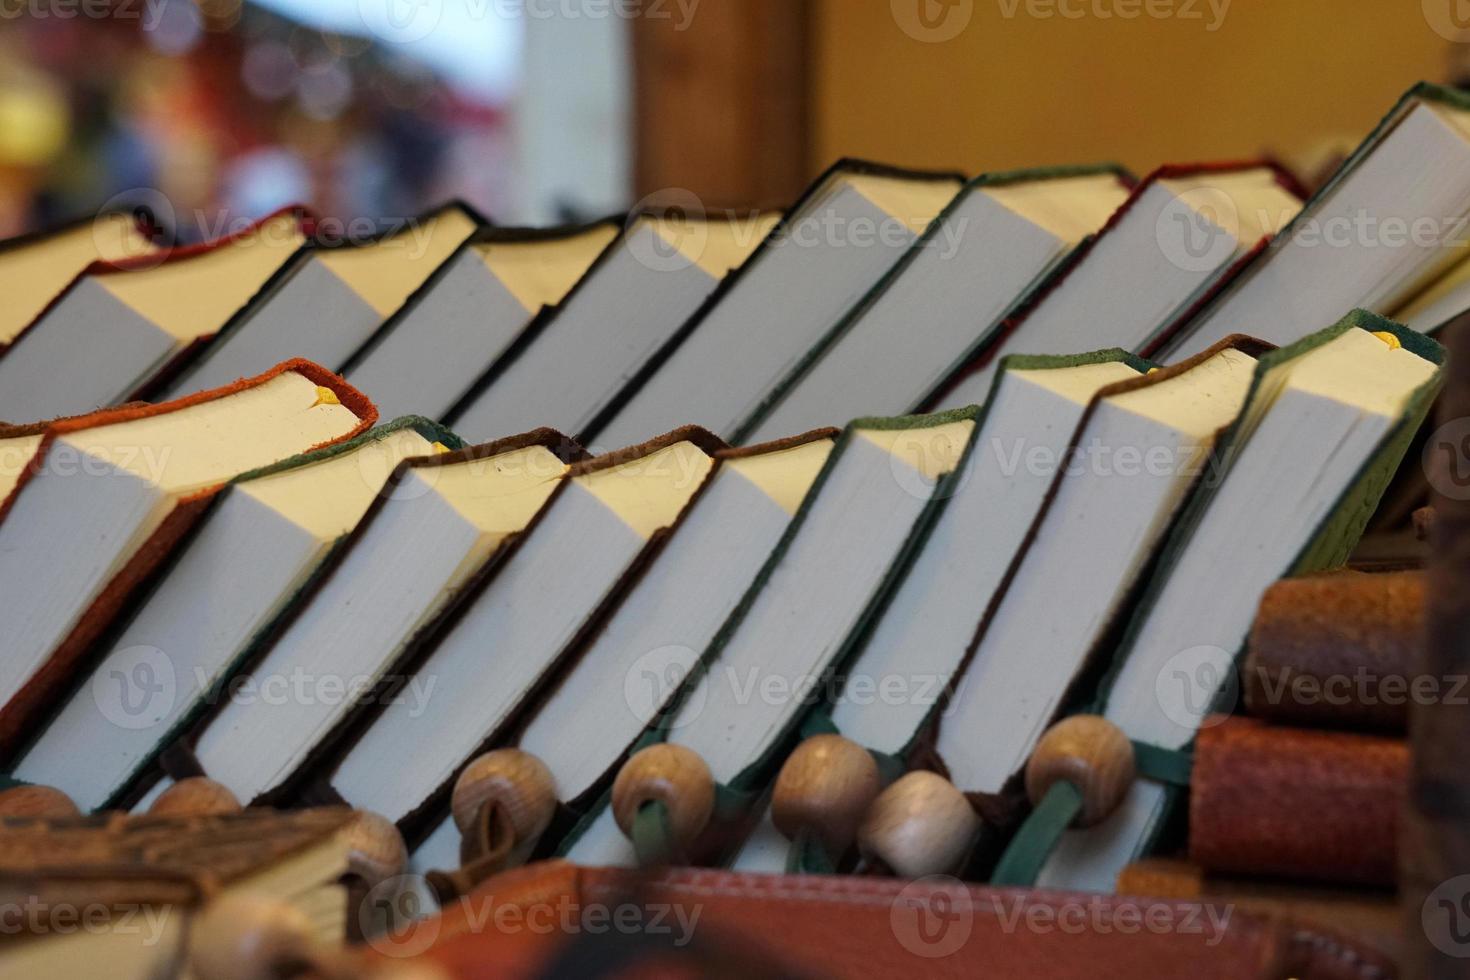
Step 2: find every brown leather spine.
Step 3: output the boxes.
[371,860,1395,979]
[1243,569,1425,733]
[1407,313,1470,979]
[1189,716,1406,887]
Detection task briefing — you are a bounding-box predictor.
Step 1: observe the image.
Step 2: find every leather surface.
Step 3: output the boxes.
[1243,569,1423,733]
[364,860,1396,979]
[1190,716,1406,887]
[1407,313,1470,978]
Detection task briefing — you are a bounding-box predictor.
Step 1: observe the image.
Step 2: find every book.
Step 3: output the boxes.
[342,220,623,423]
[590,161,964,445]
[169,430,587,807]
[0,359,375,761]
[728,351,1149,873]
[0,209,160,352]
[738,166,1132,445]
[10,417,460,813]
[1166,84,1470,360]
[1393,247,1470,333]
[407,428,837,879]
[937,163,1301,409]
[1026,315,1440,891]
[929,340,1260,825]
[1187,716,1405,887]
[446,210,780,443]
[1241,568,1422,733]
[0,207,312,421]
[562,407,978,867]
[315,428,725,835]
[0,808,356,979]
[163,201,483,399]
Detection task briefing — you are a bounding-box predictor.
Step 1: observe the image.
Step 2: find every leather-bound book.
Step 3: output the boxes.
[1188,715,1406,887]
[1242,568,1424,734]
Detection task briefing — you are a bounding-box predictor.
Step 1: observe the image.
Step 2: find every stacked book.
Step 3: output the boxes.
[0,81,1465,977]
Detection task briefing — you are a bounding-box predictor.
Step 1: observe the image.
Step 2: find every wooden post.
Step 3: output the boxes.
[631,0,812,208]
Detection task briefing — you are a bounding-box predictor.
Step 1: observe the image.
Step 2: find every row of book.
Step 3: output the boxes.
[0,308,1440,902]
[0,79,1462,953]
[5,83,1470,446]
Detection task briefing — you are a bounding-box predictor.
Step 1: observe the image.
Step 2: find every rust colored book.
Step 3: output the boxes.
[0,359,375,762]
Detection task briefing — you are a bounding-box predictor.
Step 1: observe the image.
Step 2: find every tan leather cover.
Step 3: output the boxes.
[364,861,1395,979]
[1190,716,1406,887]
[1243,570,1424,733]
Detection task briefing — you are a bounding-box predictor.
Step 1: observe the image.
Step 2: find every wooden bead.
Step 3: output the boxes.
[346,810,409,887]
[188,894,319,980]
[1025,714,1135,827]
[611,744,714,851]
[857,771,979,878]
[451,749,557,850]
[0,785,80,820]
[148,778,241,818]
[771,735,881,858]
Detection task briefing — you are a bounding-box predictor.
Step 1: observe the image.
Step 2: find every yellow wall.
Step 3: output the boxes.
[814,1,1450,179]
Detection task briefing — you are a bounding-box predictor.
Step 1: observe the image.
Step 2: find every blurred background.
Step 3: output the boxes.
[0,0,1465,237]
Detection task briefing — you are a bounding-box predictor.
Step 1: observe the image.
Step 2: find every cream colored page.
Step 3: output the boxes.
[99,212,307,341]
[1109,348,1258,437]
[0,212,157,344]
[723,438,835,516]
[238,427,437,539]
[1011,360,1140,404]
[577,440,716,540]
[858,418,975,481]
[478,225,620,312]
[428,443,570,533]
[645,212,782,279]
[842,172,962,234]
[57,370,363,494]
[985,172,1131,243]
[317,207,480,317]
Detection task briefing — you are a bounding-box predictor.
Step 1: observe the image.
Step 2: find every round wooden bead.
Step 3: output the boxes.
[346,810,409,888]
[1025,714,1135,827]
[0,785,80,820]
[857,771,979,878]
[771,735,881,858]
[451,749,558,850]
[148,778,241,818]
[188,893,319,980]
[611,744,714,851]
